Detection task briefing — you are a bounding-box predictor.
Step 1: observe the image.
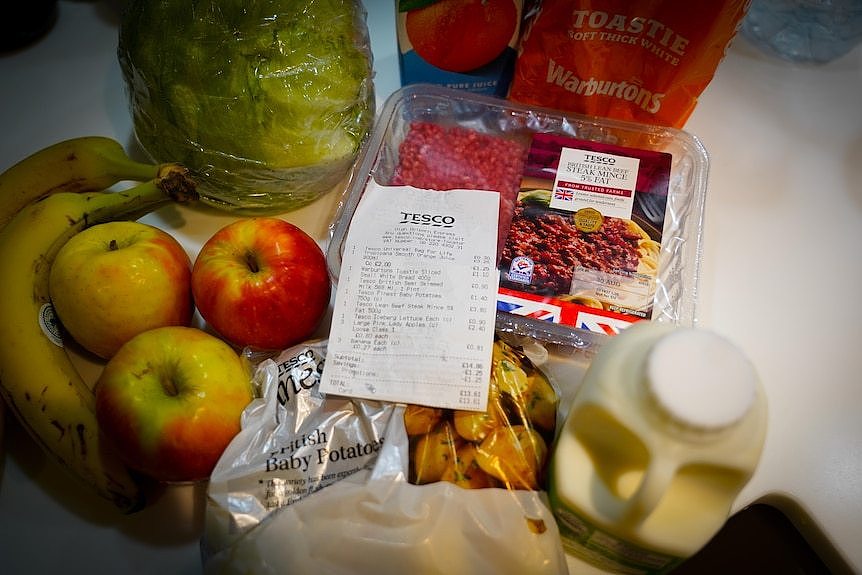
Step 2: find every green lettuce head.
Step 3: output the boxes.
[119,0,375,213]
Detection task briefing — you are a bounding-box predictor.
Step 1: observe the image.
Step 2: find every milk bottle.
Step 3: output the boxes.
[549,322,767,574]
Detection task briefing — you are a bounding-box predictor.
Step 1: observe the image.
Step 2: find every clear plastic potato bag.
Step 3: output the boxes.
[202,336,570,575]
[405,337,558,491]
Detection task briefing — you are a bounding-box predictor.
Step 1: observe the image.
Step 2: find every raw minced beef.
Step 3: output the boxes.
[501,205,644,295]
[389,121,529,259]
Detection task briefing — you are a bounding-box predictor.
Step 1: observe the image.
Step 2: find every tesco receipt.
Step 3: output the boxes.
[320,182,499,411]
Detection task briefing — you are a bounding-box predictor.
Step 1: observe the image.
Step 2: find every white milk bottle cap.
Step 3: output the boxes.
[645,328,757,430]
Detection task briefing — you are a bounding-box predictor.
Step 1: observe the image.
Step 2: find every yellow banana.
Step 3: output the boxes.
[0,167,197,512]
[0,136,172,230]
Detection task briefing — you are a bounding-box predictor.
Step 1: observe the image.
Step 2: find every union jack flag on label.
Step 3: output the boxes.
[575,310,636,336]
[496,293,562,322]
[553,188,574,202]
[496,287,643,335]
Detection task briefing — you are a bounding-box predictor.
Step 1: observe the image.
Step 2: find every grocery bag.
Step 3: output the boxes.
[202,337,569,575]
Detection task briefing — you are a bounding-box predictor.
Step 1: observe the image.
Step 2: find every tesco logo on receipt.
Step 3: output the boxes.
[399,212,455,227]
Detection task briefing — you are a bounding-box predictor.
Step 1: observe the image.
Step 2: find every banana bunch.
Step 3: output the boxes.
[0,137,197,512]
[0,136,163,229]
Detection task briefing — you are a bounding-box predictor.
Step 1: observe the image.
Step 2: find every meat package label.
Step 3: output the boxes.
[497,133,672,334]
[550,147,640,218]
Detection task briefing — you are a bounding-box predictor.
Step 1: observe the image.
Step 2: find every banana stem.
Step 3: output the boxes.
[105,157,162,183]
[157,164,198,204]
[82,167,198,226]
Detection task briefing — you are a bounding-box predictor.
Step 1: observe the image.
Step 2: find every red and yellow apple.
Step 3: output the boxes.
[95,326,253,483]
[49,221,193,359]
[191,217,330,351]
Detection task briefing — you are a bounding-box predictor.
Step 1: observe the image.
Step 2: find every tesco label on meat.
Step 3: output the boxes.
[550,147,640,218]
[498,133,671,332]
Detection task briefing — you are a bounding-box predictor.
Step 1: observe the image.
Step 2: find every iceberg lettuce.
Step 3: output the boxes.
[119,0,375,213]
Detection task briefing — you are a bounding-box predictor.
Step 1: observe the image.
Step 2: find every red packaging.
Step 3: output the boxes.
[508,0,748,128]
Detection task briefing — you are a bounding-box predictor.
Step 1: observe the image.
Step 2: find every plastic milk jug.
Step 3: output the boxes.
[549,322,767,574]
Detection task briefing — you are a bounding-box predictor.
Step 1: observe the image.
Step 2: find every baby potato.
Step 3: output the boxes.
[453,383,506,442]
[475,425,548,490]
[403,404,445,436]
[412,420,461,485]
[495,338,539,374]
[453,406,501,442]
[491,339,558,433]
[522,374,558,433]
[440,443,497,489]
[494,356,531,397]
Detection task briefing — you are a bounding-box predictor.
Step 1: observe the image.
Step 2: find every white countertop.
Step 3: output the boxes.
[686,31,862,574]
[1,2,860,573]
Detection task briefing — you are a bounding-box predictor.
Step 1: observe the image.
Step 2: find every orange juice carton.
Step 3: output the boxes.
[395,0,527,97]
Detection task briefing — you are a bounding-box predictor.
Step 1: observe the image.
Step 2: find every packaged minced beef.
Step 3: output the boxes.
[327,85,708,339]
